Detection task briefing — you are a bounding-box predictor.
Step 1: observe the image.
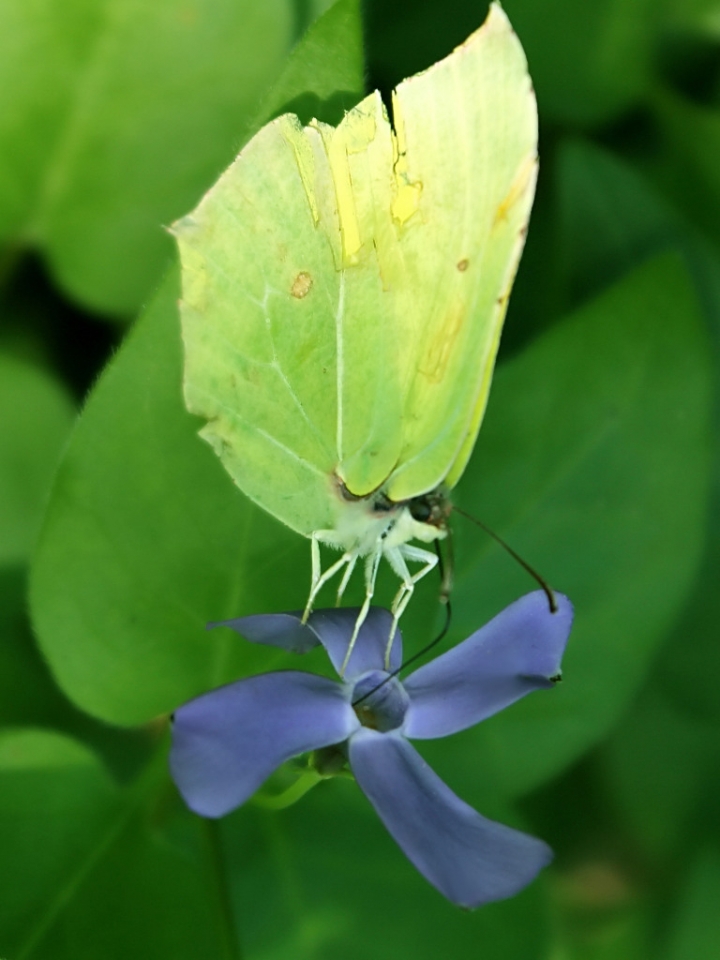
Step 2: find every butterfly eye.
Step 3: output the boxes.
[408,497,432,523]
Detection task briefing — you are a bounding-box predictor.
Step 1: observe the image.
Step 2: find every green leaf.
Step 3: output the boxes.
[0,0,100,240]
[653,90,720,248]
[555,138,720,727]
[0,0,295,316]
[661,0,720,38]
[0,568,152,779]
[506,0,660,125]
[221,781,549,960]
[0,352,75,566]
[600,686,720,858]
[0,732,233,960]
[420,252,712,799]
[556,139,682,306]
[32,250,712,814]
[255,0,363,128]
[30,5,366,725]
[663,849,720,960]
[32,267,307,724]
[0,728,117,957]
[653,461,720,723]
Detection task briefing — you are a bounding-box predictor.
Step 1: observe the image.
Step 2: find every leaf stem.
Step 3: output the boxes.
[205,818,243,960]
[252,770,323,810]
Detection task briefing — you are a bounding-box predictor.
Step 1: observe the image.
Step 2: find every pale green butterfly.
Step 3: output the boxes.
[173,3,537,671]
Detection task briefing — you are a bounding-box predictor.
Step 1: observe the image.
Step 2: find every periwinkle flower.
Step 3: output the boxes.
[170,591,573,908]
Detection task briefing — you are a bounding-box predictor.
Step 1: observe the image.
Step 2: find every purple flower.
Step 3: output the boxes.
[170,591,573,908]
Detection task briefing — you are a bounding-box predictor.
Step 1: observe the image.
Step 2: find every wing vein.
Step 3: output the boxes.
[190,385,327,479]
[335,270,346,463]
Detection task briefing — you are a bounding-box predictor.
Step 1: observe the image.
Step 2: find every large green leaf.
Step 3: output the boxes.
[0,731,232,959]
[663,850,720,960]
[0,0,294,316]
[555,138,720,725]
[556,139,682,306]
[0,568,152,780]
[600,686,720,859]
[221,780,549,960]
[30,3,366,725]
[652,89,720,249]
[0,351,75,566]
[0,728,117,958]
[31,267,312,724]
[419,252,712,799]
[31,250,712,815]
[256,0,363,127]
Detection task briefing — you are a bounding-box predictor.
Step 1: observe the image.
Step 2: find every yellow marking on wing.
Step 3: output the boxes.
[282,119,319,224]
[323,126,361,262]
[314,105,379,265]
[417,301,466,384]
[390,91,422,225]
[492,154,538,227]
[392,172,423,224]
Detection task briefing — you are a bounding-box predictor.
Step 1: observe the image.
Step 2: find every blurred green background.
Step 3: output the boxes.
[1,0,720,956]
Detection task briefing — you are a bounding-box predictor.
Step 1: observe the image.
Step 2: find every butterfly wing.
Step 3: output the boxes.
[176,115,361,536]
[381,3,539,500]
[175,3,536,540]
[302,2,538,502]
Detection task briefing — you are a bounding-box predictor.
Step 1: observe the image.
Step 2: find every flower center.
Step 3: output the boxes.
[351,671,409,732]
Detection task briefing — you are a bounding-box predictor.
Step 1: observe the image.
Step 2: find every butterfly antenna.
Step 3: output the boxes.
[452,505,557,613]
[352,541,453,707]
[439,520,453,604]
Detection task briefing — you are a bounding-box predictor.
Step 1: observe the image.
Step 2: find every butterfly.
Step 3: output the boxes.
[173,3,537,670]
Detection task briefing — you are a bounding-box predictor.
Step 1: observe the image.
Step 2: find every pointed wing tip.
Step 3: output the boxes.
[462,2,522,52]
[392,0,528,101]
[486,2,513,31]
[169,215,199,237]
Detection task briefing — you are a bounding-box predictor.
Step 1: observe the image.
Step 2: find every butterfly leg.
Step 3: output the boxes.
[338,547,382,676]
[335,551,359,606]
[383,544,439,668]
[303,532,353,623]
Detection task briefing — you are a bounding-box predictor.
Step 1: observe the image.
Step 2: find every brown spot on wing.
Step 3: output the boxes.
[291,271,313,299]
[457,258,469,272]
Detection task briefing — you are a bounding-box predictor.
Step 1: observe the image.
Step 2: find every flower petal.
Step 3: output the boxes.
[170,672,358,817]
[349,729,552,907]
[207,612,319,654]
[207,607,402,676]
[403,591,573,739]
[307,607,402,677]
